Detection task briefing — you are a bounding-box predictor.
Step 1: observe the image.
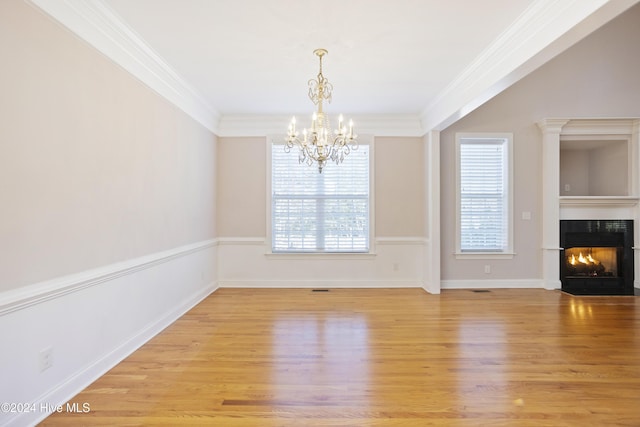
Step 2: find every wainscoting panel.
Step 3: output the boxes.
[0,240,217,427]
[217,237,425,288]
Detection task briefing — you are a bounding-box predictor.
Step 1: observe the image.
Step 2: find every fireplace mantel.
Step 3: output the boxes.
[537,118,640,290]
[559,196,640,207]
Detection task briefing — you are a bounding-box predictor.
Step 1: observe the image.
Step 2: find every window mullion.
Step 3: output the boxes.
[317,172,325,250]
[271,143,370,253]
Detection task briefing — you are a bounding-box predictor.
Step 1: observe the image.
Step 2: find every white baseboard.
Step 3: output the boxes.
[219,280,423,288]
[217,237,426,288]
[25,283,216,427]
[0,240,217,427]
[440,279,545,290]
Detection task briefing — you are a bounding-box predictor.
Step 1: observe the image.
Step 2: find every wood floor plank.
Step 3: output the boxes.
[40,288,640,426]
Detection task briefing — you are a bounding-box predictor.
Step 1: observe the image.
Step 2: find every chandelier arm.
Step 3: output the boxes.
[284,48,356,173]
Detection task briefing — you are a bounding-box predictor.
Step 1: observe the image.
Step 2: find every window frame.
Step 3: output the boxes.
[266,135,375,256]
[455,132,514,259]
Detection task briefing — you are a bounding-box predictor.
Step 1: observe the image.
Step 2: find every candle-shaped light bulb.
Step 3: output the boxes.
[338,114,344,133]
[312,113,317,132]
[349,119,354,138]
[303,128,307,142]
[291,116,296,133]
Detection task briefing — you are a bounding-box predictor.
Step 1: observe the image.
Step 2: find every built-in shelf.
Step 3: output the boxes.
[559,196,640,207]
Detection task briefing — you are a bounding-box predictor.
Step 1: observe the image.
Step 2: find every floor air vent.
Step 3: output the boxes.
[471,289,491,293]
[312,289,329,292]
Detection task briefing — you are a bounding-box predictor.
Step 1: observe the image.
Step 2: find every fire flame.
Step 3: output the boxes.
[569,252,600,266]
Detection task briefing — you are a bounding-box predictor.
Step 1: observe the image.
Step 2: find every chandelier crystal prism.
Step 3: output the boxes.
[285,49,357,173]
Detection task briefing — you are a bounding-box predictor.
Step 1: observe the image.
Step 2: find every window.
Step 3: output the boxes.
[270,142,371,253]
[456,133,513,256]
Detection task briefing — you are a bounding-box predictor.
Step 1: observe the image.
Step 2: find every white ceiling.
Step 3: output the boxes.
[103,0,534,116]
[30,0,640,134]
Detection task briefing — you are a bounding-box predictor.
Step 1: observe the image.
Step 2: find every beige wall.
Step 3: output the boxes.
[216,136,425,239]
[5,0,638,292]
[588,143,628,196]
[374,137,425,237]
[440,3,640,281]
[0,1,217,292]
[560,149,590,196]
[560,142,628,197]
[216,137,266,237]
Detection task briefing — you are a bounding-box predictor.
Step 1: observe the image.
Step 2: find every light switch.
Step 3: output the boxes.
[522,211,531,220]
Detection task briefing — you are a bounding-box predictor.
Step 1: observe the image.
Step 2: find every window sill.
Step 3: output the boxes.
[455,252,515,260]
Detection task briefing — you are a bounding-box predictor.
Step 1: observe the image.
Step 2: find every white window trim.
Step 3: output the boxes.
[455,132,514,259]
[266,135,376,256]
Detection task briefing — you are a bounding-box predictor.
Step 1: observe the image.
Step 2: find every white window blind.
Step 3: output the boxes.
[458,137,510,252]
[271,144,370,252]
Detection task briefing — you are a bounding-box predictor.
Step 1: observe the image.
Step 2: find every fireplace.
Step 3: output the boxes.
[560,220,634,295]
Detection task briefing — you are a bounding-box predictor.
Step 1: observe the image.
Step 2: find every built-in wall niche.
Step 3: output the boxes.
[537,118,640,292]
[559,137,630,196]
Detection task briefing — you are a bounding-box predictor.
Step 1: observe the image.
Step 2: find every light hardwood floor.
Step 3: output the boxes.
[41,288,640,426]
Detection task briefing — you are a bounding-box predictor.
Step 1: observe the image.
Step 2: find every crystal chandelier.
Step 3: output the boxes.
[285,49,357,173]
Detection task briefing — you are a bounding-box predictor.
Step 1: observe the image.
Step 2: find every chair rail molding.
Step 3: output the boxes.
[0,240,217,427]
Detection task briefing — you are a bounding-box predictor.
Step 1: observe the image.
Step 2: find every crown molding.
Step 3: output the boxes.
[538,117,640,136]
[25,0,422,137]
[537,118,571,134]
[351,115,424,137]
[216,114,424,137]
[559,118,640,136]
[29,0,637,137]
[421,0,639,132]
[27,0,220,134]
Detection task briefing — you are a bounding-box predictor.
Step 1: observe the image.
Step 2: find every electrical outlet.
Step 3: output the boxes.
[484,265,491,274]
[39,347,53,372]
